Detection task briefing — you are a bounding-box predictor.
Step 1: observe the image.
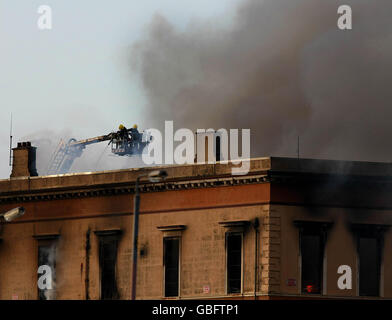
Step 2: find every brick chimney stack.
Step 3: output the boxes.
[195,131,222,163]
[10,142,38,178]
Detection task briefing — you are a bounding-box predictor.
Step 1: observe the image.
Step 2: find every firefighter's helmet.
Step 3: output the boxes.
[133,124,138,129]
[119,124,125,130]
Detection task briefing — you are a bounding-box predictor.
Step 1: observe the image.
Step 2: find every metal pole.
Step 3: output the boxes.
[9,113,12,167]
[131,177,140,300]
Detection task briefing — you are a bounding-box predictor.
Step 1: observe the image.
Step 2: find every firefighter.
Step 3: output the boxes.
[118,124,129,140]
[129,124,140,142]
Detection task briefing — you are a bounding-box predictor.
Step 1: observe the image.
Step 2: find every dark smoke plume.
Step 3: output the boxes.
[132,0,392,162]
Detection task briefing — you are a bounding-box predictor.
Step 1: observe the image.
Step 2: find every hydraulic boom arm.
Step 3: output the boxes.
[46,126,149,175]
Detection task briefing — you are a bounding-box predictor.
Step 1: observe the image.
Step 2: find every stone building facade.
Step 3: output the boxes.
[0,143,391,299]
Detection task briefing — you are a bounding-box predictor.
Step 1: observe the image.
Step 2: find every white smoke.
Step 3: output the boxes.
[21,129,147,175]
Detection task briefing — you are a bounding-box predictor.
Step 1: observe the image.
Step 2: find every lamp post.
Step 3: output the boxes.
[131,170,167,300]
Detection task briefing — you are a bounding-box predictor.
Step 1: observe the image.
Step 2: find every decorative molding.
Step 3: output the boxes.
[219,220,250,232]
[157,225,186,237]
[350,223,390,238]
[157,225,186,232]
[293,220,334,230]
[94,229,123,237]
[0,175,268,204]
[32,234,60,240]
[219,220,250,228]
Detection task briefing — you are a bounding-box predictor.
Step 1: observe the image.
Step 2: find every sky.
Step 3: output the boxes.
[0,0,242,178]
[2,0,392,179]
[132,0,392,167]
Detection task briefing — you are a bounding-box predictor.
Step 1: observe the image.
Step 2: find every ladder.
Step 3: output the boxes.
[46,140,68,175]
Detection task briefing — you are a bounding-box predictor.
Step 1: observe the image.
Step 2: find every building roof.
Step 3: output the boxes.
[270,157,392,177]
[2,156,392,205]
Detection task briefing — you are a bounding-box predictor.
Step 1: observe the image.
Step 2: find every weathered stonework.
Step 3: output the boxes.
[260,211,281,295]
[1,156,392,299]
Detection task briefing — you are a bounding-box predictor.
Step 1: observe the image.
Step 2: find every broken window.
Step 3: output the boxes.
[38,243,56,300]
[352,224,388,297]
[300,231,323,294]
[164,237,180,297]
[99,236,119,299]
[358,236,380,296]
[226,233,242,294]
[294,221,332,295]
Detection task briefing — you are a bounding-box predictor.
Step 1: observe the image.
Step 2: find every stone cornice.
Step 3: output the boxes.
[0,174,269,204]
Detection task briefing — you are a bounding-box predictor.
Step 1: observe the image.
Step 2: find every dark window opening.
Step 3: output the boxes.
[216,136,221,162]
[359,236,381,297]
[300,231,324,294]
[227,233,242,294]
[351,224,387,297]
[164,237,180,297]
[99,237,119,300]
[38,244,56,300]
[295,221,332,295]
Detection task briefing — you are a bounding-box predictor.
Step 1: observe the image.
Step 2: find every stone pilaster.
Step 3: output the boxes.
[260,210,281,294]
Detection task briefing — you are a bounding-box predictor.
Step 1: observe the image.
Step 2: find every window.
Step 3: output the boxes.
[300,230,323,294]
[164,237,180,297]
[99,236,119,299]
[358,236,380,296]
[294,221,332,295]
[226,233,242,294]
[34,234,60,300]
[219,221,248,294]
[38,243,56,300]
[94,230,122,300]
[157,225,185,298]
[352,224,387,297]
